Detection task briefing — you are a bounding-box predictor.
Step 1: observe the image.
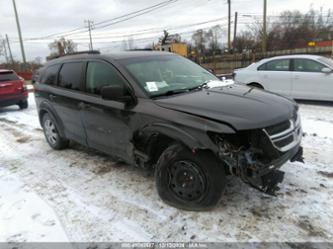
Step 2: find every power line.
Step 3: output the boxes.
[97,24,228,50]
[68,17,229,39]
[94,0,178,26]
[25,0,180,41]
[72,0,180,33]
[23,17,229,43]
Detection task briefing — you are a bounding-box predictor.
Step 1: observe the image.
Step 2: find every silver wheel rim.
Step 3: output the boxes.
[44,119,58,145]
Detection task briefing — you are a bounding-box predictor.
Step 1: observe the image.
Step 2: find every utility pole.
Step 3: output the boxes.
[262,0,267,54]
[233,11,238,52]
[12,0,26,67]
[6,34,14,64]
[227,0,231,52]
[2,39,9,63]
[85,20,94,51]
[330,32,333,58]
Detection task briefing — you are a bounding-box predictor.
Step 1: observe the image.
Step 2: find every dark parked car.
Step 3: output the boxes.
[34,51,303,210]
[0,69,28,109]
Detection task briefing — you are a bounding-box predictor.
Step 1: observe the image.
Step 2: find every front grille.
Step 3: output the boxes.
[274,134,294,148]
[263,113,302,152]
[265,120,291,136]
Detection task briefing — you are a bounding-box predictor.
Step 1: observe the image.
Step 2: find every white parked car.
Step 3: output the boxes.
[234,54,333,101]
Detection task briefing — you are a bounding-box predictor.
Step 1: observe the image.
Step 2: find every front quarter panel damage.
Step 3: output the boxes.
[130,100,236,168]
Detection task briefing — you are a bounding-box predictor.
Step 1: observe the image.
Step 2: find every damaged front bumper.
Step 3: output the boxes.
[243,145,303,195]
[213,130,304,196]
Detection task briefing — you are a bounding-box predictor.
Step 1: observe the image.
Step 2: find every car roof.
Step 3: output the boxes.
[104,51,172,59]
[261,54,323,61]
[46,51,173,66]
[0,69,14,73]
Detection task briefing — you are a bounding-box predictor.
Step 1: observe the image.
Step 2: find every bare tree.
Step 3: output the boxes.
[192,29,207,61]
[48,37,77,60]
[234,31,258,53]
[161,30,169,45]
[205,25,223,54]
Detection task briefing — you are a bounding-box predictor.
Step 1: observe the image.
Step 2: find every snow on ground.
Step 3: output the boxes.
[0,93,333,242]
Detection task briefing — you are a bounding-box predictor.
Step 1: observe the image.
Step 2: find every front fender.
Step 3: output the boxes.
[140,120,235,152]
[141,122,204,149]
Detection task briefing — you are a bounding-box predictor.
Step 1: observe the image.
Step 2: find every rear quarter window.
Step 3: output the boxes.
[40,64,61,85]
[58,62,84,91]
[0,71,19,82]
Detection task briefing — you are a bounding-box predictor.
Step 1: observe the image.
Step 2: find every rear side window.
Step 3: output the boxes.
[0,71,19,82]
[58,62,83,90]
[293,59,325,73]
[41,64,61,85]
[258,59,290,71]
[86,61,126,95]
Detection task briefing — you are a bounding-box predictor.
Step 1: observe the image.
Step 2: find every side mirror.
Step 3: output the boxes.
[321,67,332,74]
[101,85,133,103]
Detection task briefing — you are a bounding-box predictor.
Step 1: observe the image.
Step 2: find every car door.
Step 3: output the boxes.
[80,60,134,160]
[257,59,293,97]
[291,58,332,101]
[52,61,87,145]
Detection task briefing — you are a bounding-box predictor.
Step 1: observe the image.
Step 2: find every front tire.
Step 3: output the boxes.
[155,144,226,211]
[42,113,69,150]
[18,100,28,109]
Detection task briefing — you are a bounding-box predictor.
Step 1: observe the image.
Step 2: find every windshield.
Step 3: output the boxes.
[318,57,333,69]
[121,55,219,97]
[0,71,19,82]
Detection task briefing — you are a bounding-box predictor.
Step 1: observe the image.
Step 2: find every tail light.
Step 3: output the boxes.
[18,79,28,93]
[22,84,27,92]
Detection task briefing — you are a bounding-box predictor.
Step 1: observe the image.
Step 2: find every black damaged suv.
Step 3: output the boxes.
[34,51,303,210]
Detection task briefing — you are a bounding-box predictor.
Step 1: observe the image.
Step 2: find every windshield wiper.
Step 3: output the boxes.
[188,80,211,91]
[151,89,189,98]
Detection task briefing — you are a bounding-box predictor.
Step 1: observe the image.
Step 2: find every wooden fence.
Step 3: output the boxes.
[201,46,333,74]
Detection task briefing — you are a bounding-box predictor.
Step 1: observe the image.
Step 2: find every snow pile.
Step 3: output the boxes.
[0,168,68,242]
[0,94,332,242]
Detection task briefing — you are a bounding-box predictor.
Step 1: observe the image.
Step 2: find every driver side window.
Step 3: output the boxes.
[86,61,126,95]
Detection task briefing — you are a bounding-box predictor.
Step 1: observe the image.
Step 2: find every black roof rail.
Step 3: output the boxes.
[52,50,100,59]
[128,48,153,51]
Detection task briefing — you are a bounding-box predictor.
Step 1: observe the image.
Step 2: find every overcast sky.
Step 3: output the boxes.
[0,0,332,62]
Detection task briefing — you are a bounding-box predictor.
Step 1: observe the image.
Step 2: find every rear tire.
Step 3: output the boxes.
[155,144,226,211]
[42,113,69,150]
[18,100,28,109]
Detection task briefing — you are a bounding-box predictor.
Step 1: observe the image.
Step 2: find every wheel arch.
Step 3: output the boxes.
[134,122,227,167]
[38,101,66,138]
[247,82,264,89]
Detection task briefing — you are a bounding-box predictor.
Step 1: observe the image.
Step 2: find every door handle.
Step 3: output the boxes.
[49,94,56,100]
[78,102,91,109]
[294,75,300,80]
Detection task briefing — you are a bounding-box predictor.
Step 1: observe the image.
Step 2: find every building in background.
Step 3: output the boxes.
[155,32,188,57]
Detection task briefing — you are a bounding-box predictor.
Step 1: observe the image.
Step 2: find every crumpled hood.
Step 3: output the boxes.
[155,84,297,130]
